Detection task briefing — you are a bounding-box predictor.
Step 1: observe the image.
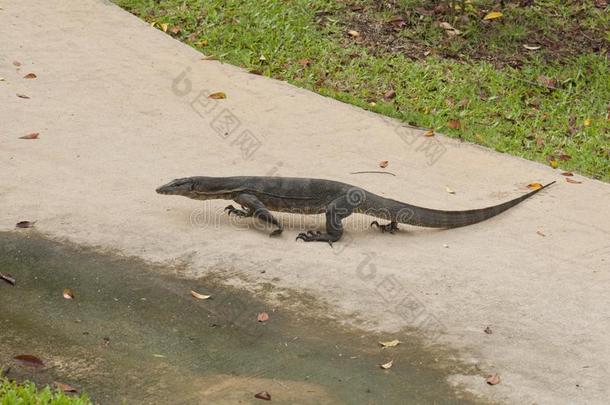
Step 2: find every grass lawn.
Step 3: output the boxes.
[0,378,91,405]
[115,0,609,181]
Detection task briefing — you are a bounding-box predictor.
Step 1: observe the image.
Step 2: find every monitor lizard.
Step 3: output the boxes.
[156,176,554,244]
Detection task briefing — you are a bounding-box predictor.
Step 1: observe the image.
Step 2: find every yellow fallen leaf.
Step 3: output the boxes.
[190,290,211,300]
[369,102,376,107]
[424,129,434,137]
[484,11,503,20]
[379,339,401,348]
[445,186,456,194]
[257,312,269,322]
[549,159,558,169]
[584,118,591,127]
[208,92,226,99]
[527,182,543,190]
[201,55,217,61]
[150,22,157,28]
[380,360,394,369]
[160,23,169,32]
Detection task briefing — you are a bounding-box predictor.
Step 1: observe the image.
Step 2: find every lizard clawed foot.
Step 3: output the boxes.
[371,221,399,234]
[224,205,250,217]
[295,230,334,247]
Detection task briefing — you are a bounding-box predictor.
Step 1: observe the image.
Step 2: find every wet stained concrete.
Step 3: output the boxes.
[0,232,487,404]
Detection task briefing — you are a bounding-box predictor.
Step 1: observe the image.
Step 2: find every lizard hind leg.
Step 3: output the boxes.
[371,221,399,234]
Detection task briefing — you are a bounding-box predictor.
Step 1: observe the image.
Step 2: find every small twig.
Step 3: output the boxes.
[349,171,396,176]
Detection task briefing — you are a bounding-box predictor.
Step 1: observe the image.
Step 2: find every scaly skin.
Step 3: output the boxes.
[156,176,555,245]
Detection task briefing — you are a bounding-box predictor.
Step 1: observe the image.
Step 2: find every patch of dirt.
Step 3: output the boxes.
[325,0,609,68]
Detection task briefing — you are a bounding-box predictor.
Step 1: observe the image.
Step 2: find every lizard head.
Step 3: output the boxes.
[156,177,239,200]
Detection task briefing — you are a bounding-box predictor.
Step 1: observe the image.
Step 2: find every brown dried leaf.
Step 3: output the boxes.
[380,359,394,369]
[248,69,263,75]
[208,92,226,99]
[447,119,461,130]
[566,178,582,184]
[558,154,571,161]
[537,75,556,90]
[379,160,389,168]
[297,58,311,67]
[561,172,574,176]
[23,73,37,79]
[383,89,396,100]
[190,290,211,300]
[527,182,543,190]
[63,288,75,300]
[54,381,79,393]
[16,221,35,228]
[17,93,30,99]
[254,391,271,400]
[257,312,269,322]
[0,272,16,286]
[486,373,501,385]
[14,354,44,367]
[379,339,400,348]
[20,132,39,139]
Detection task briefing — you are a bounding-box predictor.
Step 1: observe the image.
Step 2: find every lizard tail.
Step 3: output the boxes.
[396,181,556,228]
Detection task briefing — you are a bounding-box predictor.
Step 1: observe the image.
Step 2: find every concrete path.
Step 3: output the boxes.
[1,1,609,404]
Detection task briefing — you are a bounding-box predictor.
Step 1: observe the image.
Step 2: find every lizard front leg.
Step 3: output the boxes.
[233,193,283,237]
[296,193,361,245]
[224,204,252,217]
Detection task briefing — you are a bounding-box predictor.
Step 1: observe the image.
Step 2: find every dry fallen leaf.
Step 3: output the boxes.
[424,129,435,137]
[447,119,461,130]
[558,153,571,161]
[54,382,79,393]
[380,359,394,369]
[561,172,574,176]
[483,11,503,20]
[170,26,181,34]
[190,290,211,300]
[23,73,37,79]
[523,44,541,51]
[536,230,546,237]
[379,160,389,168]
[201,55,218,61]
[439,22,461,36]
[527,182,543,190]
[63,288,75,300]
[0,272,16,286]
[160,23,169,32]
[347,30,360,37]
[16,221,35,228]
[566,178,582,184]
[254,391,271,401]
[14,354,44,367]
[537,75,556,90]
[486,373,501,385]
[298,58,311,67]
[257,312,269,322]
[484,326,493,334]
[379,339,401,348]
[16,93,30,99]
[445,186,456,194]
[383,89,396,100]
[549,159,558,169]
[583,118,591,127]
[19,132,39,139]
[208,92,226,99]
